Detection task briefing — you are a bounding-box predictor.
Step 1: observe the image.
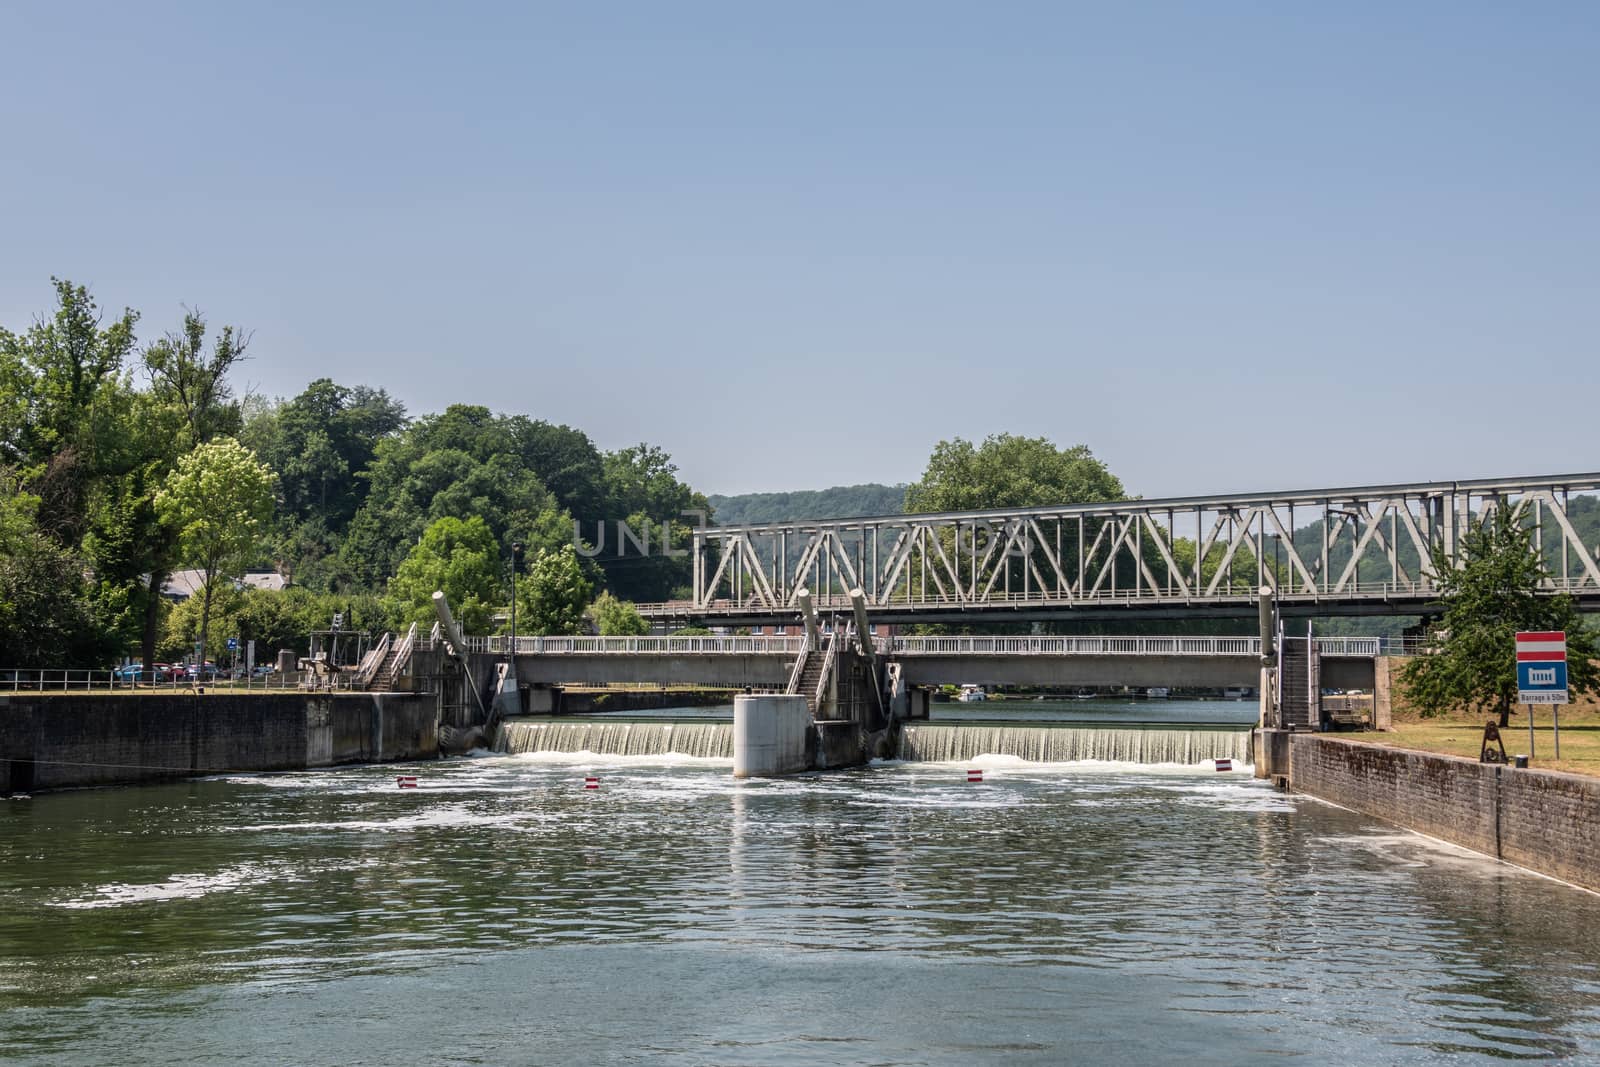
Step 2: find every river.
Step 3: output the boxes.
[4,726,1600,1063]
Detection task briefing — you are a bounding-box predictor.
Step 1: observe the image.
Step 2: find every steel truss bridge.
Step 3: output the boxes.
[639,473,1600,623]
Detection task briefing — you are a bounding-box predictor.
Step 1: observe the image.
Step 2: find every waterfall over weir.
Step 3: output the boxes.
[496,716,1252,767]
[899,723,1252,765]
[497,719,734,759]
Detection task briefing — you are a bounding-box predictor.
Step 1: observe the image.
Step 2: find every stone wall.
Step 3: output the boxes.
[1289,735,1600,892]
[1,692,437,794]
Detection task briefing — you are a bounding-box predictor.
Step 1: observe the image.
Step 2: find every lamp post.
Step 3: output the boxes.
[509,541,525,659]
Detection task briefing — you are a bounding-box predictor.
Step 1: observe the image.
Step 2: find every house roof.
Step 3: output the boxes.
[162,570,288,600]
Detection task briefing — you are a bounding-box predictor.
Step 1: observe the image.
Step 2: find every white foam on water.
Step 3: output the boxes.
[52,862,286,909]
[505,749,731,769]
[230,804,524,834]
[878,754,1256,777]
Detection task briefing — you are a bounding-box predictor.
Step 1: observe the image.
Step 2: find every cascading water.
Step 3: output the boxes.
[497,719,733,759]
[898,723,1251,764]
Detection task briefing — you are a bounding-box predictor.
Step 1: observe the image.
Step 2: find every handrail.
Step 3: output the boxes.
[814,631,839,710]
[352,631,393,689]
[785,632,812,695]
[407,632,1420,659]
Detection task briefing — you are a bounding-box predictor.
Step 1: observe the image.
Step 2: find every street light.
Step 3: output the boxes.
[509,541,525,659]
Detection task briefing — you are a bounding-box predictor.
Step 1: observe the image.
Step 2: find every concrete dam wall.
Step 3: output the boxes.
[0,692,437,794]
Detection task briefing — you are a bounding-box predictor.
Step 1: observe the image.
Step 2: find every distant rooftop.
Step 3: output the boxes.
[162,570,287,600]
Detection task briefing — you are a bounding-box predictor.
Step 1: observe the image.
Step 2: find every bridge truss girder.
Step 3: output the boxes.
[681,473,1600,620]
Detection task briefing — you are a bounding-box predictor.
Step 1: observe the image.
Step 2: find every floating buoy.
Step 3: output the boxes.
[584,776,600,790]
[396,775,419,789]
[1214,759,1233,773]
[966,769,984,783]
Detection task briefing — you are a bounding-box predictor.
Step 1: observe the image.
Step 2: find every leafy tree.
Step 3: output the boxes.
[0,278,139,475]
[383,515,503,634]
[141,311,249,446]
[1402,510,1598,726]
[905,434,1124,513]
[597,443,710,602]
[0,471,103,665]
[590,591,649,636]
[342,405,570,587]
[516,545,593,636]
[154,439,276,668]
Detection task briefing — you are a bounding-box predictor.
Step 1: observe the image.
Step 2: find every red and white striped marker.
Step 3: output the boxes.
[967,769,984,783]
[1214,759,1233,773]
[396,775,419,789]
[583,776,600,790]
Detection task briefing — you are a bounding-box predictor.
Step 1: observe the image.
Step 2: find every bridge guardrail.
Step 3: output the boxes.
[636,576,1597,617]
[469,635,810,656]
[441,634,1418,657]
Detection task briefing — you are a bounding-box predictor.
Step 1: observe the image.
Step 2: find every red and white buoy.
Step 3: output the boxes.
[1213,759,1233,773]
[583,776,600,790]
[967,768,984,783]
[396,775,419,789]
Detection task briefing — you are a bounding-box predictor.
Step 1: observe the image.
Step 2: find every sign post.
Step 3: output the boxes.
[1516,631,1569,762]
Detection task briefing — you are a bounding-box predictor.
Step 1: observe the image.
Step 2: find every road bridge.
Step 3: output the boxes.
[464,633,1387,691]
[638,472,1600,624]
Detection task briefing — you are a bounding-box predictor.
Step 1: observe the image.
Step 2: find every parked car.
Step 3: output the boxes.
[156,663,188,682]
[112,663,145,681]
[186,662,222,681]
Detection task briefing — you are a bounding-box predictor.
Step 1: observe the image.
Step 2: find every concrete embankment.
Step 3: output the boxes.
[1,692,436,794]
[1284,734,1600,892]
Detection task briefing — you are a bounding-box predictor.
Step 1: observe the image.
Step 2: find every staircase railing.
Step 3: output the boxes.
[353,631,393,689]
[785,632,813,695]
[385,622,418,688]
[814,630,840,712]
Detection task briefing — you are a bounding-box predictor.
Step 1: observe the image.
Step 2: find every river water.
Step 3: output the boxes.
[5,729,1600,1063]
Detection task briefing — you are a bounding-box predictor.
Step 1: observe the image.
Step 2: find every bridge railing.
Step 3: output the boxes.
[639,575,1599,616]
[471,635,809,656]
[439,634,1417,658]
[878,635,1408,657]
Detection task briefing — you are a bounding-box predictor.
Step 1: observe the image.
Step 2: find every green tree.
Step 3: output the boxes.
[905,434,1124,513]
[383,515,503,634]
[516,546,593,636]
[590,591,649,636]
[0,471,103,665]
[1402,511,1598,726]
[154,439,276,668]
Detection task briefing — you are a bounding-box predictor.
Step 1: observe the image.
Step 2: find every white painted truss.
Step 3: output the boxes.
[667,472,1600,619]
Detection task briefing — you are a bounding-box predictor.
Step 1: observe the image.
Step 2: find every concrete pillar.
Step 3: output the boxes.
[1258,585,1276,730]
[796,587,820,649]
[733,694,811,778]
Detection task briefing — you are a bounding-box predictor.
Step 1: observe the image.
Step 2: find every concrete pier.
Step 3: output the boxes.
[732,694,810,778]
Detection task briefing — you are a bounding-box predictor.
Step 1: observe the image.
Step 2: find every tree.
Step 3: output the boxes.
[905,434,1124,513]
[154,439,276,669]
[382,515,502,634]
[590,591,649,636]
[0,277,138,475]
[141,311,248,446]
[1401,510,1598,726]
[516,546,593,636]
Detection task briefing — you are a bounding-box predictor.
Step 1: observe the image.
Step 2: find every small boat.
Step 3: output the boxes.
[1146,687,1170,699]
[1072,689,1095,700]
[957,684,987,703]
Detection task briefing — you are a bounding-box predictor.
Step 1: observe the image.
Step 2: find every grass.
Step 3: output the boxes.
[1350,705,1600,777]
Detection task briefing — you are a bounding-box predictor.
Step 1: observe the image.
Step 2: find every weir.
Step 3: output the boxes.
[497,719,733,759]
[493,715,1251,767]
[898,722,1252,764]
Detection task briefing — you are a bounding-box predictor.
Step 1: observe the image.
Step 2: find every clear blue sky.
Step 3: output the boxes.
[2,2,1595,498]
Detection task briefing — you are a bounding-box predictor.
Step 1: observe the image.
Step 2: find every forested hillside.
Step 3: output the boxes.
[709,484,906,525]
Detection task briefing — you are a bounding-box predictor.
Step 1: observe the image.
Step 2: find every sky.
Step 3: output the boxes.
[2,2,1596,499]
